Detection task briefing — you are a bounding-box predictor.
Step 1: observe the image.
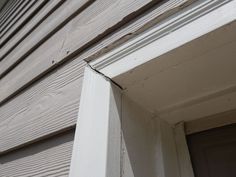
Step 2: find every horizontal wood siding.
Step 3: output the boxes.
[0,0,90,77]
[0,0,65,61]
[0,129,74,177]
[0,57,86,153]
[0,0,193,165]
[0,0,24,28]
[0,0,164,103]
[0,0,191,106]
[0,0,14,19]
[0,0,48,47]
[0,0,38,39]
[0,24,71,106]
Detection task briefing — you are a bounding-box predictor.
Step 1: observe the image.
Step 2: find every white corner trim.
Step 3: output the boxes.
[174,122,195,177]
[90,0,236,79]
[69,66,122,177]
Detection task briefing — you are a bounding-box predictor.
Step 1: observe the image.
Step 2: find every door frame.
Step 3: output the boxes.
[69,1,236,176]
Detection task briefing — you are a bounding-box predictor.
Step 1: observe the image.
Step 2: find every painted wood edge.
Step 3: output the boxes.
[69,66,121,177]
[106,83,122,177]
[90,0,236,79]
[174,122,195,177]
[62,0,164,58]
[0,0,48,47]
[159,119,181,177]
[82,0,190,63]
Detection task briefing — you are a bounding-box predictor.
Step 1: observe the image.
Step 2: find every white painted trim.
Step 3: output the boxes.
[69,67,194,177]
[185,109,236,134]
[69,66,122,177]
[158,84,236,115]
[174,122,195,177]
[159,119,181,177]
[90,0,236,78]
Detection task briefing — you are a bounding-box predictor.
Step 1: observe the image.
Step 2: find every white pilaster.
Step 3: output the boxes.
[69,66,121,177]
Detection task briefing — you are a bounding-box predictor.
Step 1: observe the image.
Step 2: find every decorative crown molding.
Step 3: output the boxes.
[90,0,234,78]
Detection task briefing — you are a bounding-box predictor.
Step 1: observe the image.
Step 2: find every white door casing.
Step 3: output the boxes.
[70,0,236,176]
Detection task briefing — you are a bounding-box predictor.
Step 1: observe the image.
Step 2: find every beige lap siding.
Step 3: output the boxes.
[0,130,74,177]
[0,58,86,153]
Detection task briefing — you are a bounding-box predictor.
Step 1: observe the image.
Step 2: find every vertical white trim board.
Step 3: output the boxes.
[69,66,122,177]
[174,122,195,177]
[69,67,195,177]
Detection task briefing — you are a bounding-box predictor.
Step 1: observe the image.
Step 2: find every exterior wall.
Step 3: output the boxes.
[0,129,74,177]
[0,0,195,176]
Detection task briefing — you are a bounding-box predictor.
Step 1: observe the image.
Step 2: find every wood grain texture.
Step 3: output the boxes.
[0,0,15,19]
[0,56,86,153]
[0,0,48,47]
[0,0,183,105]
[0,24,70,105]
[0,0,91,77]
[0,0,39,40]
[0,0,192,105]
[60,0,163,59]
[0,0,193,153]
[0,0,23,27]
[82,0,191,62]
[0,0,31,34]
[0,0,65,61]
[0,129,74,177]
